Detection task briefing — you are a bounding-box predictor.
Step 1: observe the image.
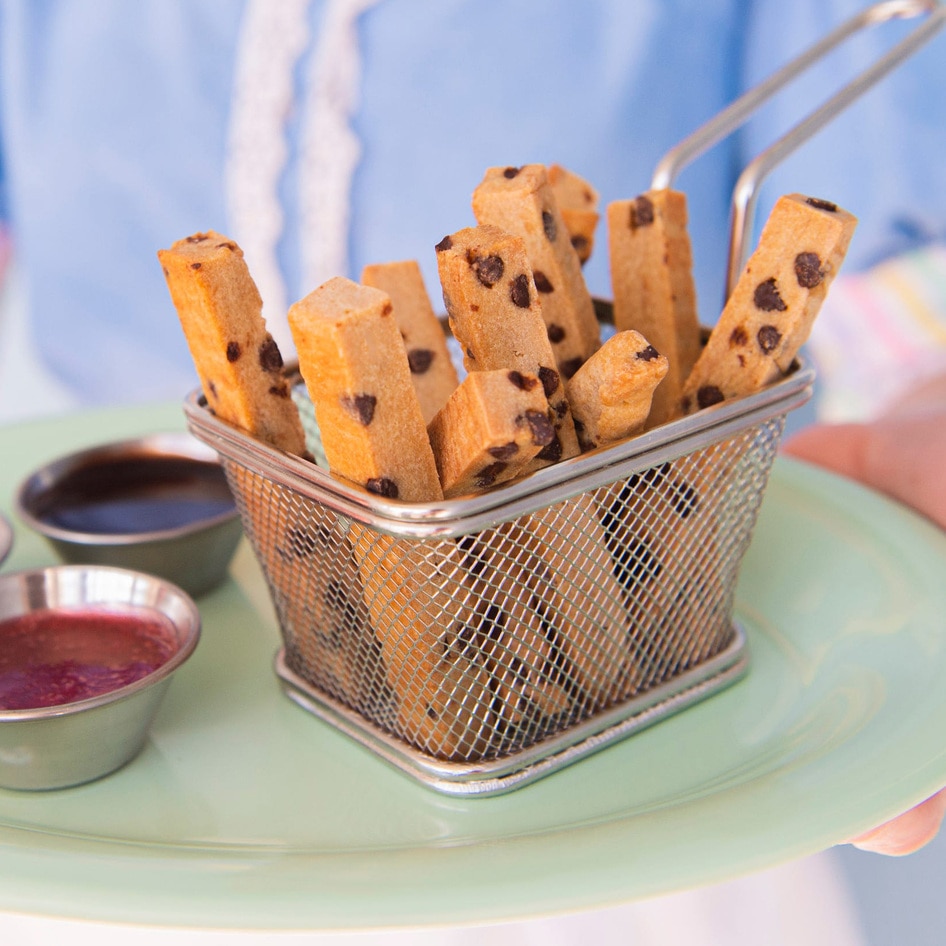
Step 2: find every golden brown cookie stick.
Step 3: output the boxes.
[508,492,633,707]
[566,330,670,450]
[435,224,580,470]
[428,368,555,498]
[361,259,459,424]
[158,230,307,455]
[548,163,600,266]
[288,276,442,501]
[289,277,499,759]
[472,164,601,374]
[608,189,702,427]
[680,193,858,416]
[458,533,572,732]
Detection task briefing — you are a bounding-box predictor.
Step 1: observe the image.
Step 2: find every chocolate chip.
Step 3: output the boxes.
[806,196,838,213]
[697,385,725,409]
[547,324,566,344]
[186,234,208,244]
[258,336,284,372]
[542,210,557,241]
[674,482,699,518]
[538,366,560,397]
[215,241,237,251]
[503,166,520,178]
[794,252,824,289]
[457,535,487,578]
[553,399,568,419]
[630,195,655,229]
[507,370,538,391]
[612,539,662,589]
[475,462,508,488]
[560,356,583,380]
[488,442,520,461]
[207,379,218,400]
[729,326,749,347]
[510,274,531,308]
[407,348,434,374]
[536,433,563,462]
[471,253,504,287]
[523,409,554,445]
[533,271,554,293]
[286,525,330,558]
[381,302,393,317]
[435,235,453,252]
[340,393,377,425]
[324,577,359,624]
[269,383,290,398]
[757,324,782,354]
[366,477,398,499]
[189,262,202,270]
[571,235,589,257]
[226,341,241,362]
[636,345,660,362]
[753,277,787,312]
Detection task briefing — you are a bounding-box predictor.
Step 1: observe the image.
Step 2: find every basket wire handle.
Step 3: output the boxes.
[650,0,946,300]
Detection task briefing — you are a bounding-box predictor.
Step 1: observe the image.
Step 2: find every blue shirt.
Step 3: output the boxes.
[0,0,944,405]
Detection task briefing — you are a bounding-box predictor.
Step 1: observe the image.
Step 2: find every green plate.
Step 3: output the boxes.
[1,403,945,931]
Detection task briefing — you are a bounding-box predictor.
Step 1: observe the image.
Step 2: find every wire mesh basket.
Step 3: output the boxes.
[184,343,812,795]
[184,1,944,795]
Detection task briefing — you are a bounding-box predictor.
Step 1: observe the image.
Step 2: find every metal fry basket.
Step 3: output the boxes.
[185,355,809,795]
[184,1,944,795]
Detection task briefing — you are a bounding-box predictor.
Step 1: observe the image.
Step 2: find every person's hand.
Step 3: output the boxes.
[781,371,946,856]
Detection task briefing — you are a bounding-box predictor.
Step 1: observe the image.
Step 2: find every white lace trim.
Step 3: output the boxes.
[298,0,383,294]
[224,0,311,356]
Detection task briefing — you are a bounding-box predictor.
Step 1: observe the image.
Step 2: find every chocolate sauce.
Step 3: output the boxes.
[34,455,235,535]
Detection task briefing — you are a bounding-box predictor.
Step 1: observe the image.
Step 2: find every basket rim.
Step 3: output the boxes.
[182,355,813,538]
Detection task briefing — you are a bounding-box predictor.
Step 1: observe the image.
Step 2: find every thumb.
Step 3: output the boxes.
[780,422,872,483]
[784,412,946,531]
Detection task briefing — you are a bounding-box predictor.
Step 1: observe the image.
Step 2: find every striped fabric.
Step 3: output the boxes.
[808,242,946,422]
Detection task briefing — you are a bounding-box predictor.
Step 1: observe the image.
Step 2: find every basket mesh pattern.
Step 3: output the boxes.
[220,398,784,765]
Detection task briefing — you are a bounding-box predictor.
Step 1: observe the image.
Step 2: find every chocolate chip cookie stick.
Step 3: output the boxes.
[608,189,702,427]
[680,193,858,415]
[547,163,600,266]
[472,164,601,376]
[508,492,634,707]
[436,225,630,706]
[158,230,308,455]
[436,224,580,470]
[565,330,669,451]
[361,259,459,424]
[288,277,497,759]
[427,368,555,498]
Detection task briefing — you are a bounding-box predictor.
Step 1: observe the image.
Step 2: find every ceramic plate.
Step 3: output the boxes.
[1,404,945,930]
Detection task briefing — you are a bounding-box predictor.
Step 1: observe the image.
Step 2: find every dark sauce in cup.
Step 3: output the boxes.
[0,608,179,710]
[34,455,235,535]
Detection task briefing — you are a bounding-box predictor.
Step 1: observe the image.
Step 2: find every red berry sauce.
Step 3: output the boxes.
[0,608,179,710]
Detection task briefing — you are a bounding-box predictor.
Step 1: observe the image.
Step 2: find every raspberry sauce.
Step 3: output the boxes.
[0,608,179,710]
